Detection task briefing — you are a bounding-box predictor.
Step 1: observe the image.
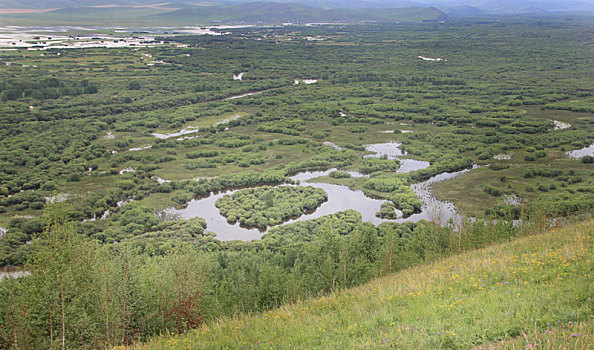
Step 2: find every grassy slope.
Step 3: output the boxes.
[0,7,172,25]
[136,219,594,349]
[0,4,444,25]
[152,5,444,24]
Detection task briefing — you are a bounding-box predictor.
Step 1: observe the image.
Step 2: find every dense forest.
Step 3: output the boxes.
[0,17,593,349]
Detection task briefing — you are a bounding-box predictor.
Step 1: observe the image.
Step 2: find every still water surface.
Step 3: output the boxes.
[166,143,470,241]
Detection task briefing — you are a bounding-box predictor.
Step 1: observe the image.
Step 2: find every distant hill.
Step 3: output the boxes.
[0,0,178,8]
[151,2,446,24]
[0,1,445,25]
[1,0,593,14]
[1,0,591,25]
[439,5,484,16]
[0,5,186,25]
[462,0,594,14]
[411,0,594,15]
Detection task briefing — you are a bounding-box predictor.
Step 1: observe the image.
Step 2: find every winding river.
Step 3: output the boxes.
[165,142,470,241]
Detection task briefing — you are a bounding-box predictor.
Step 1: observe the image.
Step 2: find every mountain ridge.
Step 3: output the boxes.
[0,1,446,25]
[2,0,593,13]
[149,2,446,24]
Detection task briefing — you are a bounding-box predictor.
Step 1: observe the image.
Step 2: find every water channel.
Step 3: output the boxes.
[165,142,471,241]
[566,143,594,159]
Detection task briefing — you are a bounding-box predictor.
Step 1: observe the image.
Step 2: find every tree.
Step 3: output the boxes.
[127,81,141,90]
[0,204,104,348]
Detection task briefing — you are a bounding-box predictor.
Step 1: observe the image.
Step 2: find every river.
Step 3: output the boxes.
[566,143,594,159]
[165,142,471,240]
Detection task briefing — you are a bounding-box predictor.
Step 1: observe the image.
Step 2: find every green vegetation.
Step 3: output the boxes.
[0,4,445,26]
[376,202,398,219]
[359,158,400,174]
[215,186,327,229]
[138,219,593,349]
[4,203,588,349]
[0,17,593,349]
[0,18,592,265]
[328,171,352,179]
[0,77,98,101]
[363,174,422,216]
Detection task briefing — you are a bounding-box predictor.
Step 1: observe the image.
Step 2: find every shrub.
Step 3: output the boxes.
[484,185,504,196]
[329,171,352,179]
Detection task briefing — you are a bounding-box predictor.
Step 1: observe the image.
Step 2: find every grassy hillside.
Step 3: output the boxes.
[0,0,179,8]
[136,219,593,349]
[152,3,446,24]
[0,2,445,25]
[0,7,173,25]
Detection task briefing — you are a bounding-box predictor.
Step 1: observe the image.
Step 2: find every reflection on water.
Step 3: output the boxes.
[364,141,405,158]
[166,168,470,241]
[566,144,594,159]
[0,25,228,50]
[166,172,389,241]
[0,266,29,281]
[224,91,263,100]
[410,167,475,226]
[290,168,367,182]
[166,143,470,241]
[152,127,199,139]
[364,141,430,173]
[398,159,431,174]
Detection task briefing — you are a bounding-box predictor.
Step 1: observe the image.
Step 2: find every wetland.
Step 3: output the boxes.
[0,16,593,349]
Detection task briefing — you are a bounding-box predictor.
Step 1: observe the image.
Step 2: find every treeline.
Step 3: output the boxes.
[0,78,98,101]
[0,204,549,349]
[25,79,287,123]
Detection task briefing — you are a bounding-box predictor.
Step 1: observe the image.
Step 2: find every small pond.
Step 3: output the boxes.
[566,144,594,159]
[152,127,199,139]
[364,141,431,174]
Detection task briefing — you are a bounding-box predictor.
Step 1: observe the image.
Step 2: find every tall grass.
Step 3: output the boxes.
[136,219,593,349]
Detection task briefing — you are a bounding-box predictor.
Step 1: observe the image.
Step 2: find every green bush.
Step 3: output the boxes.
[329,171,352,179]
[215,186,327,229]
